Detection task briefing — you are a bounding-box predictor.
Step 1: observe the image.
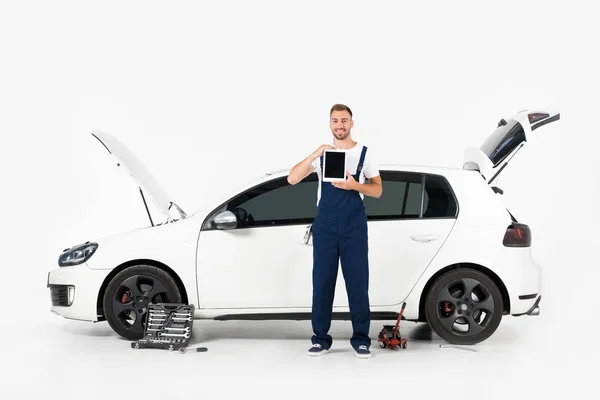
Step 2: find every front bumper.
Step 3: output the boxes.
[47,265,112,322]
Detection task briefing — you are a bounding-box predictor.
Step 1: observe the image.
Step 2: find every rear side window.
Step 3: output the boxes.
[364,171,423,219]
[422,175,457,218]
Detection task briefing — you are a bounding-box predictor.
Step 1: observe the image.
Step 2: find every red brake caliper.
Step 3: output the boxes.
[444,302,454,313]
[121,290,132,303]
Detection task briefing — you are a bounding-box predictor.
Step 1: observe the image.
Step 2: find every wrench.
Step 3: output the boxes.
[439,344,478,352]
[165,327,190,332]
[178,346,208,354]
[159,332,190,338]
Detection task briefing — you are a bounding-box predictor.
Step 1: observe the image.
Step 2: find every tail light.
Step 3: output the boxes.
[503,223,531,247]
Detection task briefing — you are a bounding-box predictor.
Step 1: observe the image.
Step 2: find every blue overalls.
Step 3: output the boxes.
[311,146,371,350]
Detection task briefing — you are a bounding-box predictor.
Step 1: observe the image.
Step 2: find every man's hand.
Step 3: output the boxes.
[288,144,336,185]
[311,144,336,159]
[333,173,383,198]
[332,171,357,190]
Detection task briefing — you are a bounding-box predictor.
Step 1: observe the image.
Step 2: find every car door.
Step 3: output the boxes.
[333,171,458,307]
[196,174,319,309]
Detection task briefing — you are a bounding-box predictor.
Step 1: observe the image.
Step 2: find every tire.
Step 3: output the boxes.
[102,265,182,341]
[425,268,503,345]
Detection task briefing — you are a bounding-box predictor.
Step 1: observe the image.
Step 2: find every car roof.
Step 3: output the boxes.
[265,163,467,177]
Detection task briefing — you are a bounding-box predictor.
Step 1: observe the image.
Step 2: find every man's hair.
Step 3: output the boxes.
[330,104,352,118]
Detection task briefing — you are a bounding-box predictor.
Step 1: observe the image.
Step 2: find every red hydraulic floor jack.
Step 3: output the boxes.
[377,302,408,349]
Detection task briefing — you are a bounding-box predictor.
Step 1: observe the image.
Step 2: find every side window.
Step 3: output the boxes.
[422,175,457,218]
[364,171,423,220]
[206,175,319,229]
[404,180,423,216]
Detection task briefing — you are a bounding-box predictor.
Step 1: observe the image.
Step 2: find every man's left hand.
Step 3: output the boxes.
[332,171,357,191]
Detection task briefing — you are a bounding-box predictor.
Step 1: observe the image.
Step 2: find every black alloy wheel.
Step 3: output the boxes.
[103,265,182,340]
[425,268,503,345]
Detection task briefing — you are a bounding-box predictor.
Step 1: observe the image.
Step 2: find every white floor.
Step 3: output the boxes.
[1,304,592,399]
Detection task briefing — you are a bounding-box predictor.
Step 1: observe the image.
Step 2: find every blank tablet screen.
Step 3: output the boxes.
[324,151,345,179]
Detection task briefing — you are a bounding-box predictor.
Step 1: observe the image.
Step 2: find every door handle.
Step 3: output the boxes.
[411,234,439,242]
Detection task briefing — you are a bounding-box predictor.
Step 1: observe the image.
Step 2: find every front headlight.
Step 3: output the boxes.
[58,242,98,267]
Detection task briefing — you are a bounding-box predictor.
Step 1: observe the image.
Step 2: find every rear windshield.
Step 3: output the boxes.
[480,119,526,166]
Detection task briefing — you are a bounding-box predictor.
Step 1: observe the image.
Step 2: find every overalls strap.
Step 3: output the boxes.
[354,146,367,181]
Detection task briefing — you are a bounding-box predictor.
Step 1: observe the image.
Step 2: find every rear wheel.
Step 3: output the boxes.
[102,265,182,340]
[425,268,503,345]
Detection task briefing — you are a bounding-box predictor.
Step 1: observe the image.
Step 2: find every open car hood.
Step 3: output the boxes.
[463,108,560,184]
[92,130,186,224]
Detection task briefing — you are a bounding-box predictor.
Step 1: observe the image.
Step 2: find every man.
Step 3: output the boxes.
[287,104,382,359]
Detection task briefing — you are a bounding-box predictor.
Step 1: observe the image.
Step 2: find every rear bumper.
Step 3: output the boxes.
[512,295,541,316]
[496,247,542,315]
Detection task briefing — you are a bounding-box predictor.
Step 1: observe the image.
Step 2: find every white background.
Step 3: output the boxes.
[1,0,598,398]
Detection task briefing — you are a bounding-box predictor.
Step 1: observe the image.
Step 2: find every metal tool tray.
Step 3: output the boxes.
[131,303,195,351]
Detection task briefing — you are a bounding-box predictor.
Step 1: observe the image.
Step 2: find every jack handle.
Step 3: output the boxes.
[395,302,407,330]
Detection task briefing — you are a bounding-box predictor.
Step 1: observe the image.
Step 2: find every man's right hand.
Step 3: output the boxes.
[311,144,336,160]
[288,144,335,185]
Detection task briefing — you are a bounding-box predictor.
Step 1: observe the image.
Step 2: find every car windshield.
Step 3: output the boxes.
[480,119,526,166]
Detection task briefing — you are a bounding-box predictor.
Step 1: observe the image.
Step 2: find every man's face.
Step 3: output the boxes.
[330,110,353,140]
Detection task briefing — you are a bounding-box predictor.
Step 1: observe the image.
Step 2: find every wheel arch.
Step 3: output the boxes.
[96,259,189,321]
[417,262,510,322]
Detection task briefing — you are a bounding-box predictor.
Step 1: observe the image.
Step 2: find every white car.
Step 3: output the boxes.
[47,108,560,345]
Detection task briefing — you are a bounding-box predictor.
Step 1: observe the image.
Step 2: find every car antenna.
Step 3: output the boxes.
[487,142,525,185]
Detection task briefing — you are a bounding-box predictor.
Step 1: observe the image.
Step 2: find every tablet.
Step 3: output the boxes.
[323,149,347,182]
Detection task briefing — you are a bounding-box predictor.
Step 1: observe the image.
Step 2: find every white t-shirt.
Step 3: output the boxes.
[311,143,380,205]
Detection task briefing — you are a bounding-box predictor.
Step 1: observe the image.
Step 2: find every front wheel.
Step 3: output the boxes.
[102,265,182,341]
[425,268,503,345]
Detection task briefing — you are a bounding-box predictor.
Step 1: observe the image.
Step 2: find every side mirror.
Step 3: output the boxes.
[213,210,238,230]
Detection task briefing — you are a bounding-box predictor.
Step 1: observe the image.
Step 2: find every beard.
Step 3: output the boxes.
[333,130,350,140]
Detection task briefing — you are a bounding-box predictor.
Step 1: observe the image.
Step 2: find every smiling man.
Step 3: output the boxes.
[287,103,382,358]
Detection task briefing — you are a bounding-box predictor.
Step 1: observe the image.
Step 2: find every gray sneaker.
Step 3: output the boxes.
[355,345,371,359]
[307,343,328,356]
